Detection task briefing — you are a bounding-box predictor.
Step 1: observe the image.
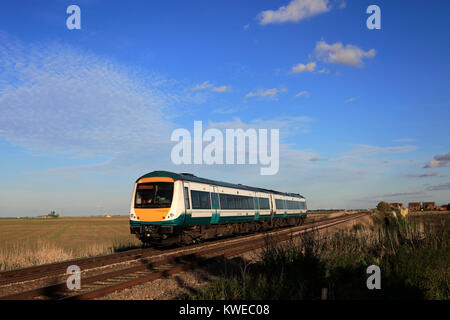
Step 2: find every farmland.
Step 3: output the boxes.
[0,216,141,271]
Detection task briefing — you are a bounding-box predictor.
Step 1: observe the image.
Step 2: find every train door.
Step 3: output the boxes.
[183,182,192,225]
[253,192,260,221]
[269,194,275,223]
[211,186,220,224]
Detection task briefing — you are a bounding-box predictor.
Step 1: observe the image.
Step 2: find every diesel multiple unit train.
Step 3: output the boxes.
[129,171,307,245]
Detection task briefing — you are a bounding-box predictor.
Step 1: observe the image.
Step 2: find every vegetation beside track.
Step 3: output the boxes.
[191,212,449,300]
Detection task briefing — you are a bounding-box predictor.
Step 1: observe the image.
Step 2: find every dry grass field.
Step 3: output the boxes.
[0,216,141,271]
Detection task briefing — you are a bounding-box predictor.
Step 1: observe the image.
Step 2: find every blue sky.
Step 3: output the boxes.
[0,0,449,216]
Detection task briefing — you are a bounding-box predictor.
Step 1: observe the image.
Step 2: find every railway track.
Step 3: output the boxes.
[0,211,368,300]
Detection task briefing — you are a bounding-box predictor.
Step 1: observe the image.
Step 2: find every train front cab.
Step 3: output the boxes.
[129,176,185,241]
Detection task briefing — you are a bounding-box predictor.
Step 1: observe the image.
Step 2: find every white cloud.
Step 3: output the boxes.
[295,90,309,98]
[212,85,230,93]
[313,40,376,67]
[191,81,213,91]
[345,97,359,103]
[244,88,287,99]
[290,62,316,74]
[191,81,230,93]
[424,153,450,168]
[258,0,332,25]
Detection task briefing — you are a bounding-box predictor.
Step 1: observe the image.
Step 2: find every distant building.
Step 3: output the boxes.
[437,205,447,211]
[408,202,421,211]
[389,202,403,210]
[422,202,436,211]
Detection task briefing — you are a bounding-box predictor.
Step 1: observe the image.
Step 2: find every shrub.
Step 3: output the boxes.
[376,201,391,213]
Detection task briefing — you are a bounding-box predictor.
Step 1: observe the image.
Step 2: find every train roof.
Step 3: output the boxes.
[137,171,305,199]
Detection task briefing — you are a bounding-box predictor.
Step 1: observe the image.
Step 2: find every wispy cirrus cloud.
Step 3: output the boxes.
[258,0,334,25]
[343,144,418,156]
[394,138,416,143]
[190,81,230,93]
[295,90,309,98]
[345,97,359,103]
[207,116,312,137]
[212,107,238,114]
[244,88,287,99]
[356,190,428,203]
[0,34,181,160]
[407,172,439,178]
[426,183,450,191]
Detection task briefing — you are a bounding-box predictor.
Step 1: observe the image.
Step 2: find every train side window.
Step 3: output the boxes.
[259,197,269,210]
[277,199,285,210]
[191,190,211,209]
[275,199,282,209]
[200,191,211,209]
[235,196,241,209]
[184,187,190,210]
[241,196,248,209]
[191,190,200,209]
[228,195,236,209]
[219,194,227,209]
[248,197,254,210]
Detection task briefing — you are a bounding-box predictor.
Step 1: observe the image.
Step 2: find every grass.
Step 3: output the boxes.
[191,212,449,300]
[0,216,142,271]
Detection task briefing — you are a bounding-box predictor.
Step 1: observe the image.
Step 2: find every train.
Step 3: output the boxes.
[129,171,307,245]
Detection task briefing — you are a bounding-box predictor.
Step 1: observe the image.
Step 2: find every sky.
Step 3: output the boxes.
[0,0,449,216]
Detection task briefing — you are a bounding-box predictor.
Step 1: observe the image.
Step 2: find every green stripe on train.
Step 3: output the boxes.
[130,212,307,226]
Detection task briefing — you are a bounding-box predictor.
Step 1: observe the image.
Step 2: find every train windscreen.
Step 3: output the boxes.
[134,182,173,208]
